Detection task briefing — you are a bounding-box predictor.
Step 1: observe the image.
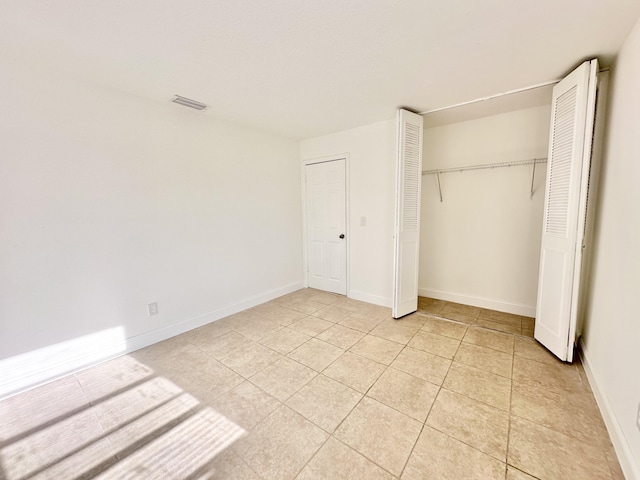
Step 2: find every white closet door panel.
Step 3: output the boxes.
[393,109,424,318]
[535,60,598,361]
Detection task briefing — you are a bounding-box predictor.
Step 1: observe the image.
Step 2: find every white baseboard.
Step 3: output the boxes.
[418,288,536,317]
[0,281,304,399]
[579,340,639,480]
[348,290,392,308]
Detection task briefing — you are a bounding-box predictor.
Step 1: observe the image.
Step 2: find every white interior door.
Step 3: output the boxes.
[393,109,424,318]
[305,159,347,295]
[535,59,598,362]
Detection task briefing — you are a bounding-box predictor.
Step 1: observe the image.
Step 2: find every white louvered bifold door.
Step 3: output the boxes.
[393,109,424,318]
[535,60,598,361]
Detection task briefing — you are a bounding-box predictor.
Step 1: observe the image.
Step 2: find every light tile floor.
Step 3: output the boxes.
[0,289,624,479]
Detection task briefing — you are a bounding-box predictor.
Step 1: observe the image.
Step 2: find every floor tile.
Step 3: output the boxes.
[421,317,468,340]
[442,361,511,410]
[605,443,626,480]
[261,307,308,326]
[312,305,352,323]
[232,317,282,341]
[288,338,344,371]
[234,406,328,480]
[104,393,199,455]
[441,302,480,318]
[512,355,588,395]
[91,377,183,431]
[194,331,252,360]
[514,336,559,365]
[367,368,439,421]
[286,374,362,432]
[323,352,387,393]
[408,331,461,359]
[170,356,244,403]
[462,326,515,354]
[335,397,422,476]
[218,342,282,378]
[297,437,394,480]
[2,408,111,480]
[259,327,311,355]
[521,317,535,331]
[316,324,365,349]
[395,312,430,328]
[391,347,452,386]
[508,415,612,480]
[211,381,281,431]
[331,296,375,313]
[339,312,383,332]
[402,426,506,480]
[511,374,608,447]
[476,318,521,335]
[208,449,261,479]
[75,355,155,402]
[437,311,478,324]
[307,290,341,305]
[289,316,334,336]
[506,466,537,480]
[477,308,522,325]
[426,389,509,460]
[350,335,404,365]
[183,319,234,346]
[0,375,89,441]
[454,342,513,378]
[370,320,420,345]
[130,332,201,365]
[136,342,213,375]
[281,298,326,315]
[102,408,244,479]
[249,357,316,401]
[417,297,446,315]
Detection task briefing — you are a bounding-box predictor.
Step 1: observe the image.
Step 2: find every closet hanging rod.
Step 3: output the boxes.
[422,158,547,176]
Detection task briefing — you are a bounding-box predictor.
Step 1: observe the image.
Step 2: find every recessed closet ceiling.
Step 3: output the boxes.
[1,1,638,139]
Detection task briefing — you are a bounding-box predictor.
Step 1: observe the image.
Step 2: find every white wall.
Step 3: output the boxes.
[300,120,396,307]
[580,17,640,479]
[0,59,303,396]
[419,106,551,316]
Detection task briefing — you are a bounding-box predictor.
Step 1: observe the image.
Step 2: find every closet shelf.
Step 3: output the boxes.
[422,157,548,202]
[421,157,547,176]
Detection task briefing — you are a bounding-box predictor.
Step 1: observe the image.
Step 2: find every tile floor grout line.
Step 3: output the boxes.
[397,329,474,478]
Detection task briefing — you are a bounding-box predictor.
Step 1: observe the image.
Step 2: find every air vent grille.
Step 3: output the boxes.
[171,95,208,111]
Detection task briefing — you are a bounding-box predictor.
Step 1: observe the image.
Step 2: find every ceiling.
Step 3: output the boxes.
[2,1,639,139]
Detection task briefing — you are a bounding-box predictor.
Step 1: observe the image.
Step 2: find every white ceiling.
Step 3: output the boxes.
[2,1,639,139]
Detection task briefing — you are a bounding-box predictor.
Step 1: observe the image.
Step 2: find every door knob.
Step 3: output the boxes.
[339,234,345,239]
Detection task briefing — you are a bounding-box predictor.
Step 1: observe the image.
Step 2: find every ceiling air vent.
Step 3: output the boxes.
[171,95,208,111]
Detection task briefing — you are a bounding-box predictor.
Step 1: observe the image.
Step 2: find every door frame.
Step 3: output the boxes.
[301,154,350,295]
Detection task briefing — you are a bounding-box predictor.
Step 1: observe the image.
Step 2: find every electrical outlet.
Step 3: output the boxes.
[360,216,367,227]
[637,403,640,432]
[148,302,159,316]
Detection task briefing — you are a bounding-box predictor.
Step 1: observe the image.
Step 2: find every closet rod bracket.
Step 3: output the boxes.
[530,159,538,199]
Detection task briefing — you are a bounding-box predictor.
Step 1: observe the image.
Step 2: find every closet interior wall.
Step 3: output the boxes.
[419,105,551,316]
